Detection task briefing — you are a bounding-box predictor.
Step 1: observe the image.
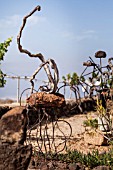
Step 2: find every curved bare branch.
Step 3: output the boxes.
[17,6,44,61]
[17,5,59,93]
[30,59,59,93]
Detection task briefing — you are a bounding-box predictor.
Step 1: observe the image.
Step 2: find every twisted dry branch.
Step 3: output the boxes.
[17,5,59,93]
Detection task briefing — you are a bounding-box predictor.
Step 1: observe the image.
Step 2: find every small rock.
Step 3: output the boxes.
[0,106,27,145]
[92,165,110,170]
[84,130,107,146]
[69,162,85,170]
[0,144,32,170]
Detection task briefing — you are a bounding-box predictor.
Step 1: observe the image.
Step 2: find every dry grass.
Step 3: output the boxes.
[0,98,16,104]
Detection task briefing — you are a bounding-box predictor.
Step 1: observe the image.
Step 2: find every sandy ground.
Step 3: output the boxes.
[26,111,112,155]
[1,101,112,154]
[0,102,25,107]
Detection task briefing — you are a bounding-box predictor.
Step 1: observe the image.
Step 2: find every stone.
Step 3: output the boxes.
[0,143,32,170]
[84,130,107,146]
[0,106,11,119]
[0,106,32,170]
[92,166,110,170]
[68,163,85,170]
[0,106,27,145]
[26,92,65,108]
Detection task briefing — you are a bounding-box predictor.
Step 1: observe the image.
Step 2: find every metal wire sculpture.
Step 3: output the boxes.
[25,105,72,154]
[80,51,111,99]
[17,5,72,154]
[17,4,113,155]
[19,87,72,154]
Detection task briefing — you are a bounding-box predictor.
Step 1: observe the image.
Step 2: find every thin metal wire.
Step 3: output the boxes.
[25,105,72,155]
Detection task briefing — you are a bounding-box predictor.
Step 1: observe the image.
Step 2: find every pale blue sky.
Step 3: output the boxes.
[1,0,113,99]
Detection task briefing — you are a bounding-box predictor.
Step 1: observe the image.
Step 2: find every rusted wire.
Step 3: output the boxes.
[25,105,72,155]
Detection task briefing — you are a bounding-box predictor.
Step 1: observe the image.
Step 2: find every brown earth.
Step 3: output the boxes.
[1,100,113,154]
[27,112,112,155]
[1,99,113,170]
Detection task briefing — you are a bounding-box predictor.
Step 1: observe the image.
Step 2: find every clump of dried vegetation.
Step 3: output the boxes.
[0,98,16,104]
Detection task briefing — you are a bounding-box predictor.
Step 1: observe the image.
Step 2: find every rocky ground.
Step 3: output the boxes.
[27,111,113,170]
[27,113,111,154]
[1,99,113,169]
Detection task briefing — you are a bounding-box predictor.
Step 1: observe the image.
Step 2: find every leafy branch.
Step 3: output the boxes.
[0,37,12,61]
[62,72,80,86]
[0,37,12,87]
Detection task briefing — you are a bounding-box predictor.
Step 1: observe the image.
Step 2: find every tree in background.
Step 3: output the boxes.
[0,37,12,87]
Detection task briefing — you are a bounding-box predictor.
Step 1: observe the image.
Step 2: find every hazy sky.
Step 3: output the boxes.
[1,0,113,99]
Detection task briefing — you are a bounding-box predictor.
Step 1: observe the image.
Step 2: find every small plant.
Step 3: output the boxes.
[96,98,112,132]
[62,72,79,86]
[36,149,113,169]
[83,118,98,129]
[96,99,106,116]
[95,98,113,147]
[0,37,12,60]
[0,69,6,87]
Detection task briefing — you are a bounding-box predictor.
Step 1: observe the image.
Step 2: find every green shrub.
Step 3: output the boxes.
[0,37,12,87]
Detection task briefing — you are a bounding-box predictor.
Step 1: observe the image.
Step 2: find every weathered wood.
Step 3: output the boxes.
[17,5,59,93]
